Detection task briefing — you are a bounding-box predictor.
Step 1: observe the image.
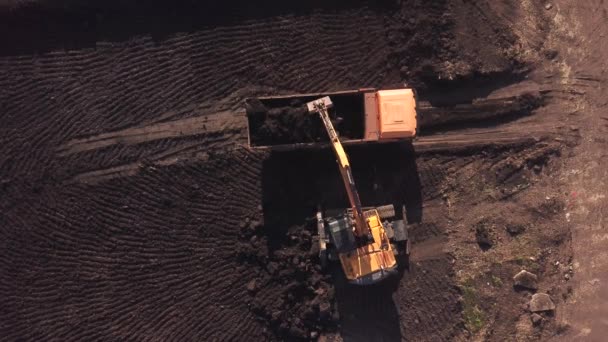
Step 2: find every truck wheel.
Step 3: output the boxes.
[376,204,395,219]
[392,242,410,270]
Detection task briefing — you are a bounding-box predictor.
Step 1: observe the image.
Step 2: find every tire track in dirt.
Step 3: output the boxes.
[0,148,267,341]
[397,256,462,340]
[0,5,395,185]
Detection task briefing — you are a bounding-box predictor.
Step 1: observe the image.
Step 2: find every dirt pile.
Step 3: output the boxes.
[247,99,328,146]
[236,219,339,340]
[247,97,364,147]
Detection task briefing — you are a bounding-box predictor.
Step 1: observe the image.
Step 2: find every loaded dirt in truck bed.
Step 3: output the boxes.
[246,93,365,147]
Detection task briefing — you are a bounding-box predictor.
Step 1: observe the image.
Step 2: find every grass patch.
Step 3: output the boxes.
[490,275,503,288]
[462,284,486,334]
[514,256,541,273]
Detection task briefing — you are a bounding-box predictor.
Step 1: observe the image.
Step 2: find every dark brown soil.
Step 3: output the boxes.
[0,0,579,341]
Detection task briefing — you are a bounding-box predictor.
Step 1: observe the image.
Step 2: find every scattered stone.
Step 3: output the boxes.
[529,293,556,312]
[564,273,570,280]
[514,270,539,290]
[545,3,553,10]
[249,220,261,229]
[544,49,558,60]
[310,331,319,339]
[531,313,543,326]
[246,279,258,293]
[506,223,526,236]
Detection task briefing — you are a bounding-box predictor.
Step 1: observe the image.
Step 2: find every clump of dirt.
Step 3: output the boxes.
[236,218,339,340]
[247,99,326,146]
[474,218,495,251]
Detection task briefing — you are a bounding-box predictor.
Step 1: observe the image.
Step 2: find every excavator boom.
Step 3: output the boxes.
[302,95,413,284]
[307,97,369,239]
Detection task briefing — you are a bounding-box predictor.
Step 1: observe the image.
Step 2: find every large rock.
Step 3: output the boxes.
[530,313,543,326]
[529,293,555,312]
[513,270,539,290]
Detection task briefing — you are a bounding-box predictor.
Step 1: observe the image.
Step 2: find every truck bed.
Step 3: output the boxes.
[246,90,367,148]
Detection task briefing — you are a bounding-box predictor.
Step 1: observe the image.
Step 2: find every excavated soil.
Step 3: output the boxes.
[0,1,579,341]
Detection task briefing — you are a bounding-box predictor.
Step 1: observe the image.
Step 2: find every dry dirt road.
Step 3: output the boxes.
[550,1,608,340]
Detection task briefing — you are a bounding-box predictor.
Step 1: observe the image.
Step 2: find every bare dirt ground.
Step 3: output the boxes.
[544,1,608,341]
[0,0,602,341]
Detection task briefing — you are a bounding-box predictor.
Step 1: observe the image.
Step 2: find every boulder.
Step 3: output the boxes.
[513,270,538,290]
[531,313,543,326]
[529,293,555,312]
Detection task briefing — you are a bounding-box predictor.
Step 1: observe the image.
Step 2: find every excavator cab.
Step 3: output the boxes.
[318,205,410,285]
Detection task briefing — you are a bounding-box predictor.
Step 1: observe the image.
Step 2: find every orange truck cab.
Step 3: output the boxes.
[364,88,417,141]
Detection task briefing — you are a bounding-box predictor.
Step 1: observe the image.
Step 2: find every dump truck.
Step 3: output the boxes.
[246,87,417,150]
[246,87,418,285]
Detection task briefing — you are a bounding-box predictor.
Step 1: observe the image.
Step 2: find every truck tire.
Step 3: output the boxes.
[376,204,395,219]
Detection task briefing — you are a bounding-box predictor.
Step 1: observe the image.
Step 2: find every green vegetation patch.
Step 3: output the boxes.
[461,283,486,333]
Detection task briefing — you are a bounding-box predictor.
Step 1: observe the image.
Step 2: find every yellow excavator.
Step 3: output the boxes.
[306,92,415,285]
[246,87,418,284]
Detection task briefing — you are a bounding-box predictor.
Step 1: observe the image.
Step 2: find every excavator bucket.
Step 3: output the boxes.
[306,96,333,113]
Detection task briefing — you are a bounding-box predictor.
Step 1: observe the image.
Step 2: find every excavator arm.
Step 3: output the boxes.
[307,97,370,239]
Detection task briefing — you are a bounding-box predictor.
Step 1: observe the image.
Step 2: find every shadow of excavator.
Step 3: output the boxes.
[261,141,422,341]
